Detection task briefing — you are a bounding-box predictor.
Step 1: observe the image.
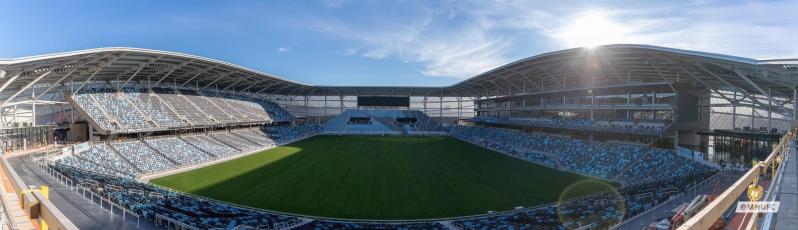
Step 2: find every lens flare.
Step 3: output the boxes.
[557,179,625,229]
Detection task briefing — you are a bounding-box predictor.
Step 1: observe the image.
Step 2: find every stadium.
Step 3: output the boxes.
[0,44,796,230]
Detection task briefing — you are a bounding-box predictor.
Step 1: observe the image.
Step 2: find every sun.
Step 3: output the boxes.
[556,10,630,48]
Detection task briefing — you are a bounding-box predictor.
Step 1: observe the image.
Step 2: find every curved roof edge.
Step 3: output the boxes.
[1,44,795,89]
[452,44,798,87]
[0,47,309,86]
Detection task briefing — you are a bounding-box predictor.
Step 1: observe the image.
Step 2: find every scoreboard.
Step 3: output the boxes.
[357,96,410,107]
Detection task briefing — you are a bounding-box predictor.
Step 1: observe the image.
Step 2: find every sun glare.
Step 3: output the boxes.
[557,11,629,48]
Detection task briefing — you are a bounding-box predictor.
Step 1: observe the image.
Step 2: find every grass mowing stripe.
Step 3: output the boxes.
[151,135,613,219]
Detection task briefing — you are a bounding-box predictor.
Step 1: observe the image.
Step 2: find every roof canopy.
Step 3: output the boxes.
[1,44,796,100]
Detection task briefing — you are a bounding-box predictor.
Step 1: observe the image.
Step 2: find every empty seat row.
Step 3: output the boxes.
[55,125,321,179]
[71,85,294,133]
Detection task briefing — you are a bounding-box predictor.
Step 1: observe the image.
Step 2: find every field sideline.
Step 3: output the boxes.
[151,135,612,219]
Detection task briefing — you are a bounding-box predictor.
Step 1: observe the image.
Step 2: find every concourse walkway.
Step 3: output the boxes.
[8,156,159,230]
[773,141,797,229]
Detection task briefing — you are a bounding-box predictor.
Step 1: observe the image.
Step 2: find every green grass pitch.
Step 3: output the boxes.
[151,135,612,219]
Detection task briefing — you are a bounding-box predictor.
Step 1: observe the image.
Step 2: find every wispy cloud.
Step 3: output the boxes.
[342,48,359,56]
[465,0,798,58]
[277,47,291,53]
[306,0,798,79]
[309,5,515,79]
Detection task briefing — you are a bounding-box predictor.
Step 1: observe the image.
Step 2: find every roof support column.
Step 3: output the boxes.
[732,91,737,129]
[440,91,443,120]
[457,96,462,118]
[591,92,595,121]
[522,94,526,109]
[304,94,309,118]
[768,88,772,132]
[422,96,427,116]
[674,127,678,151]
[751,102,755,129]
[31,90,35,126]
[794,86,797,121]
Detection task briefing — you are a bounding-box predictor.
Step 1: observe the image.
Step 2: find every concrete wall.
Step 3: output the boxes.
[0,157,78,230]
[1,157,39,217]
[33,192,79,230]
[673,85,711,147]
[67,123,88,142]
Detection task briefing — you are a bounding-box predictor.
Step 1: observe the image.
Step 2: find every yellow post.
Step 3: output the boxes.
[40,218,48,230]
[40,185,49,200]
[747,176,763,230]
[770,161,776,180]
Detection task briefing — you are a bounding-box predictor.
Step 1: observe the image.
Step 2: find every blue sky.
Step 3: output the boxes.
[1,0,796,86]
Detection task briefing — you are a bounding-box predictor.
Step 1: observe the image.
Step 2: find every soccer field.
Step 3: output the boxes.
[151,135,613,219]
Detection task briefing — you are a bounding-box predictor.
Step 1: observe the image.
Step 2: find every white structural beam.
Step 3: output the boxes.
[496,75,524,94]
[266,84,297,97]
[731,69,792,116]
[594,48,625,82]
[237,79,273,93]
[253,82,280,94]
[732,69,775,102]
[0,71,52,106]
[714,89,788,117]
[703,63,791,113]
[202,70,240,90]
[649,62,677,91]
[221,74,251,91]
[508,69,541,91]
[695,62,746,92]
[0,100,68,108]
[35,54,113,100]
[74,53,126,93]
[539,67,562,88]
[152,60,194,86]
[672,59,709,87]
[178,64,219,88]
[121,56,162,88]
[0,73,22,95]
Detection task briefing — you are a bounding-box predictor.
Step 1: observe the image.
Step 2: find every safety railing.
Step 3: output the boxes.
[36,161,141,228]
[471,118,664,136]
[154,214,199,230]
[759,143,791,230]
[678,130,794,229]
[610,171,723,229]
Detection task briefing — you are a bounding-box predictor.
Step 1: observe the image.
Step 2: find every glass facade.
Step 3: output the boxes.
[266,95,476,119]
[1,126,51,153]
[474,84,675,122]
[707,130,779,163]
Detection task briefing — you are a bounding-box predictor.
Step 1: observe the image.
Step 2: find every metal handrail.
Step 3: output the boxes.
[678,130,794,229]
[36,160,141,228]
